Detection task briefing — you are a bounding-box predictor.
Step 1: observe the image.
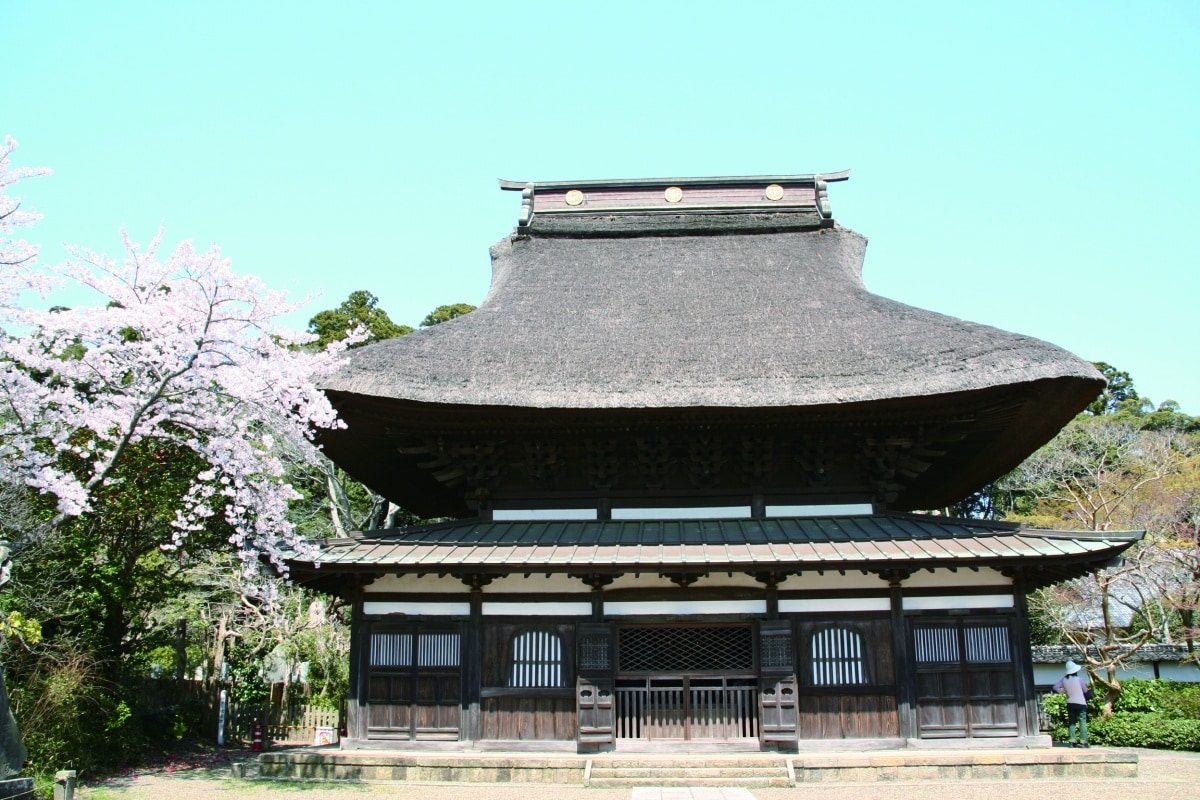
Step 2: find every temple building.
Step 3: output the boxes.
[282,173,1139,752]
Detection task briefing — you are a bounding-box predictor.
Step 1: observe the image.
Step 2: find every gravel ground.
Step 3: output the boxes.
[76,747,1200,800]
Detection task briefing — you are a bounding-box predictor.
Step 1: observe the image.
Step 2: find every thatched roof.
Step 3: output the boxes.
[325,225,1099,410]
[318,175,1102,516]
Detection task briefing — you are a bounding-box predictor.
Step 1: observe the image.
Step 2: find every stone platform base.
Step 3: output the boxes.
[792,748,1138,784]
[258,746,1139,786]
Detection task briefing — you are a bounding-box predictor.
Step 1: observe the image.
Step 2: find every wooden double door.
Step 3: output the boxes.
[365,625,461,741]
[911,617,1020,739]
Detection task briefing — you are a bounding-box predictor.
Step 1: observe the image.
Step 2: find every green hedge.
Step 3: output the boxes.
[1089,713,1200,750]
[1044,678,1200,752]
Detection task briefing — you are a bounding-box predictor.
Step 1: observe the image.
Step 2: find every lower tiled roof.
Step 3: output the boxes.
[289,514,1139,587]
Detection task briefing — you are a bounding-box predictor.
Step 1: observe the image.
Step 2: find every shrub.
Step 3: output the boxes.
[1112,677,1168,713]
[8,645,143,778]
[1089,713,1200,751]
[1045,678,1200,751]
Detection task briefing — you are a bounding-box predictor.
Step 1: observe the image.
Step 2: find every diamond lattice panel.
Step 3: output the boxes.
[618,626,754,672]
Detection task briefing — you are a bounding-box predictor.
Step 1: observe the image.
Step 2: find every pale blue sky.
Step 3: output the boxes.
[3,1,1197,411]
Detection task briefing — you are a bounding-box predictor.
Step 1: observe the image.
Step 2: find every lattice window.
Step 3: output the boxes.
[913,626,959,664]
[509,630,564,687]
[964,625,1010,663]
[760,622,795,672]
[809,627,867,685]
[618,626,754,672]
[418,633,460,667]
[370,632,413,667]
[579,634,611,672]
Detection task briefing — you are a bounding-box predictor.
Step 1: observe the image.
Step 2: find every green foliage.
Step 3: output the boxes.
[0,611,42,645]
[1026,594,1068,645]
[1089,713,1200,750]
[17,439,226,665]
[0,438,241,781]
[420,302,476,328]
[1112,677,1168,712]
[307,290,412,348]
[1087,361,1139,416]
[6,643,143,778]
[1046,679,1200,751]
[1113,678,1200,717]
[225,640,270,705]
[1084,361,1197,431]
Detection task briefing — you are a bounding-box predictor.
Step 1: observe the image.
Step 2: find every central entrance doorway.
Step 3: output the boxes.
[613,623,759,742]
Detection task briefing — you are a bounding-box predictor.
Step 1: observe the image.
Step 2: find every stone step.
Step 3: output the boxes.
[590,766,785,778]
[587,764,791,787]
[589,776,791,788]
[590,758,784,768]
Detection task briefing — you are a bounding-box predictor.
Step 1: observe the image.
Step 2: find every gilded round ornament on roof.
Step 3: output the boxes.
[564,189,585,206]
[664,186,684,203]
[765,184,785,201]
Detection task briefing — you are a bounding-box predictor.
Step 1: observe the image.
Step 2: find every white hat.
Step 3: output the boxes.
[1064,660,1082,674]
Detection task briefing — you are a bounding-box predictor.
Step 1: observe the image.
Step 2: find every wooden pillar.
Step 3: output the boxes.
[884,570,914,742]
[753,572,783,619]
[346,583,368,745]
[580,573,614,620]
[1010,573,1040,738]
[461,576,487,743]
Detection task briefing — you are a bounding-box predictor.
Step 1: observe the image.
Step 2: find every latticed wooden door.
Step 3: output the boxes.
[366,624,461,741]
[613,624,758,741]
[758,620,798,746]
[910,617,1018,739]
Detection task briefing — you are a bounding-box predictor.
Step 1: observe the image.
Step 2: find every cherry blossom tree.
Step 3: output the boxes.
[0,138,352,591]
[0,137,52,308]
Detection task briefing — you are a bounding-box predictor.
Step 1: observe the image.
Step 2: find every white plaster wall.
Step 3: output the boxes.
[482,601,592,616]
[605,599,767,616]
[1160,663,1200,681]
[903,568,1012,589]
[902,594,1013,611]
[362,601,470,615]
[1034,661,1200,686]
[691,572,764,589]
[776,572,883,591]
[365,574,466,593]
[481,573,588,593]
[605,573,681,591]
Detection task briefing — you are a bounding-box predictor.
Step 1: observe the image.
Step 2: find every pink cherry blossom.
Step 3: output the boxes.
[1,138,349,592]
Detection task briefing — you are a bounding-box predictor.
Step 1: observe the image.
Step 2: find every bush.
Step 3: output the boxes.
[8,645,143,778]
[1112,677,1168,713]
[1045,678,1200,751]
[1089,713,1200,750]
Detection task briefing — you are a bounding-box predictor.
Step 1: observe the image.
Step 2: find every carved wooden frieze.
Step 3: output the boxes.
[686,436,723,489]
[584,438,621,490]
[522,440,562,489]
[634,436,671,490]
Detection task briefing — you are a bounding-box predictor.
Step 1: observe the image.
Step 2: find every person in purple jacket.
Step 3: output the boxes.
[1053,659,1092,748]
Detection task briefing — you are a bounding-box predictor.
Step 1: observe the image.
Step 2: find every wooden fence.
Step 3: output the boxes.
[136,680,342,745]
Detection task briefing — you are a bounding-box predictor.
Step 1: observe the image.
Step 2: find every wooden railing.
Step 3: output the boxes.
[614,678,758,740]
